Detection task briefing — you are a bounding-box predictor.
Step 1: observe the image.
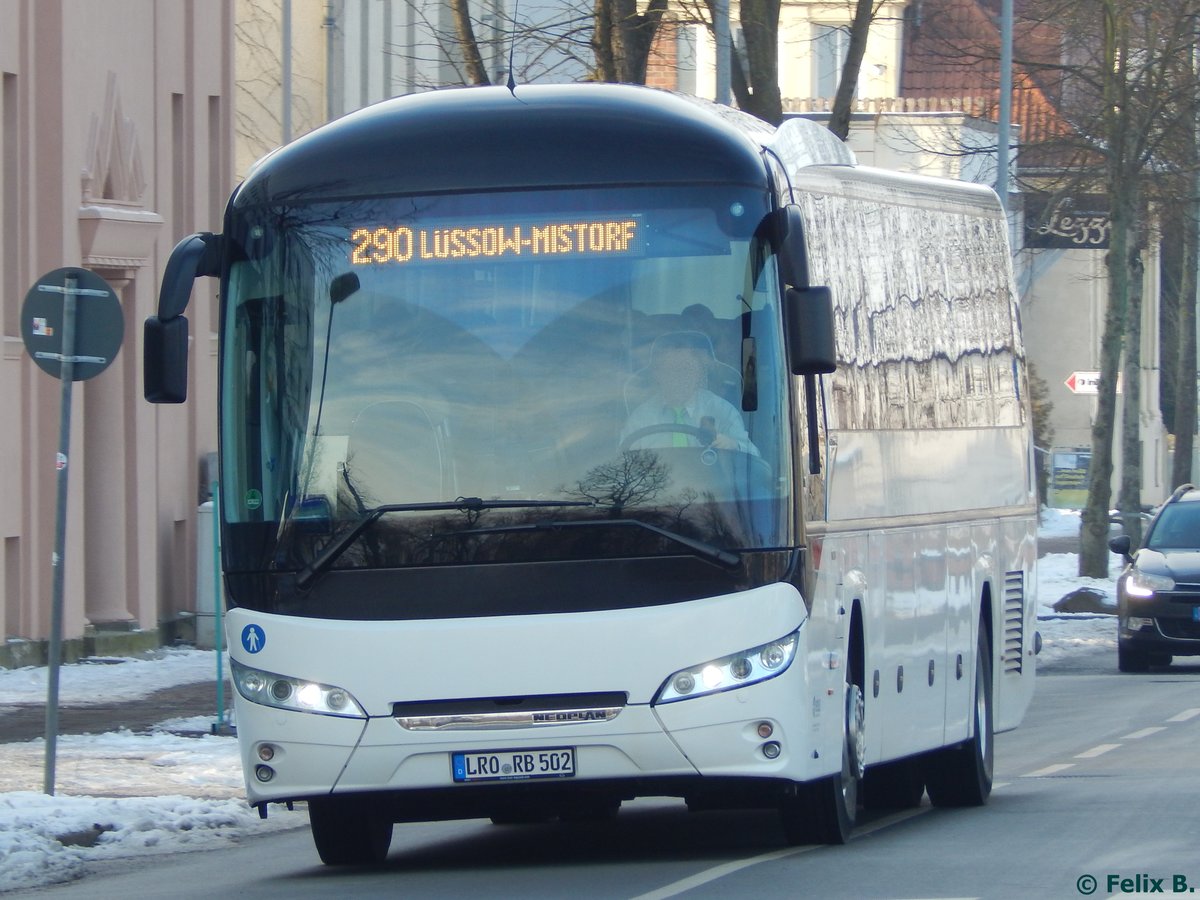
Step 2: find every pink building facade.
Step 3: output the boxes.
[1,0,233,665]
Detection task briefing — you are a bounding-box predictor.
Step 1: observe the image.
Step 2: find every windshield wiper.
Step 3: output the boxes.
[294,497,595,590]
[446,518,742,569]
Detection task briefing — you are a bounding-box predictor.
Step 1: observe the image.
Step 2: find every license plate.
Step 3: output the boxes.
[451,747,576,783]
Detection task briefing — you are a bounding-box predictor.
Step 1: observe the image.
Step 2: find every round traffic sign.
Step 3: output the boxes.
[21,267,124,382]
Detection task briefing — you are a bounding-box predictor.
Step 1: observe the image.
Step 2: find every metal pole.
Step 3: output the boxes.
[383,0,393,99]
[714,0,731,106]
[325,2,338,122]
[996,0,1013,209]
[43,274,78,796]
[212,480,227,730]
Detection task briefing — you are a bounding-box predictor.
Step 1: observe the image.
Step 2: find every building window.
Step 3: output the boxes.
[813,24,849,98]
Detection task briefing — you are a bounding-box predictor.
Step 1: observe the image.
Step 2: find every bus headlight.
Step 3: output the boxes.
[653,630,800,705]
[230,659,367,718]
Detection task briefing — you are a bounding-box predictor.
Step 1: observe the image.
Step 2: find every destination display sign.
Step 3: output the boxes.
[349,217,643,266]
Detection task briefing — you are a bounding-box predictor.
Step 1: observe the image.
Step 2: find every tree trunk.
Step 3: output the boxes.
[738,0,782,124]
[593,0,617,82]
[1173,208,1197,489]
[702,0,779,123]
[827,0,876,141]
[592,0,668,84]
[450,0,491,85]
[1118,233,1145,547]
[1079,184,1132,576]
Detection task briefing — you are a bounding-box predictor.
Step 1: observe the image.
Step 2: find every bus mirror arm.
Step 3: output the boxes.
[767,206,809,289]
[804,375,821,475]
[143,232,221,404]
[157,232,222,319]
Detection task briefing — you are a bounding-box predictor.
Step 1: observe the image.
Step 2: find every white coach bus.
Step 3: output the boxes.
[145,84,1038,865]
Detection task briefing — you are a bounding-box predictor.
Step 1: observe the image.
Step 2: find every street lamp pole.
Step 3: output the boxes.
[996,0,1013,209]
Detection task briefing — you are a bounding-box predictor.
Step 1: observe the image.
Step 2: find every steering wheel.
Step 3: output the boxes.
[619,424,715,454]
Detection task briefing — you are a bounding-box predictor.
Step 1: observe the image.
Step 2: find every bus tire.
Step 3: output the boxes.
[924,626,993,807]
[781,672,863,844]
[308,796,393,865]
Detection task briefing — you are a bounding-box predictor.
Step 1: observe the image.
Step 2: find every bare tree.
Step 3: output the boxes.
[563,451,671,516]
[827,0,883,140]
[450,0,492,84]
[899,0,1200,572]
[593,0,671,82]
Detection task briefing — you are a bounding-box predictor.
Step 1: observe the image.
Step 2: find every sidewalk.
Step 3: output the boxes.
[0,680,227,744]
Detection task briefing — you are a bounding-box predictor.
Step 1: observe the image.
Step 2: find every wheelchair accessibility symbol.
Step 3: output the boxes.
[241,624,265,654]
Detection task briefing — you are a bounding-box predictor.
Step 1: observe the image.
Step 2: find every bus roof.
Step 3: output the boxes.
[232,84,775,207]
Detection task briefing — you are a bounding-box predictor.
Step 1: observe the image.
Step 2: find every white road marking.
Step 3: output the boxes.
[1120,727,1166,740]
[1166,708,1200,723]
[1074,743,1120,759]
[1023,763,1075,777]
[629,808,927,900]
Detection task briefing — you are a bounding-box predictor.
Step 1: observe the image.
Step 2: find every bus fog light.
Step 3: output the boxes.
[270,680,292,702]
[257,744,276,762]
[673,673,696,695]
[730,657,752,680]
[255,764,275,783]
[762,741,781,759]
[756,721,773,738]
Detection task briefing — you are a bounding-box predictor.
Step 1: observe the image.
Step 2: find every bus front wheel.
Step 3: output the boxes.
[781,676,864,845]
[308,796,394,865]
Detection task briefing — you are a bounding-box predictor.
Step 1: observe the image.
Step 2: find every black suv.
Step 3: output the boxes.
[1110,484,1200,672]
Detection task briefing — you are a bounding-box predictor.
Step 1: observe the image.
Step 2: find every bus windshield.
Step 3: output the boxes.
[220,185,792,575]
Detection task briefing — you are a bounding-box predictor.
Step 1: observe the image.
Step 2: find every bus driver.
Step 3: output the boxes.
[620,331,758,456]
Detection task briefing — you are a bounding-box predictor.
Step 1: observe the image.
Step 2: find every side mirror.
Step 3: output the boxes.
[785,286,837,376]
[144,232,221,404]
[144,315,189,403]
[1108,533,1133,561]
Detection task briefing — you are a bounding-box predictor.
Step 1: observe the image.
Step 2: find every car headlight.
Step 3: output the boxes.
[230,659,366,718]
[1126,569,1175,598]
[653,630,800,705]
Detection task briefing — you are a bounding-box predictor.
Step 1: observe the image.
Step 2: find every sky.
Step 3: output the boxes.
[0,508,1118,893]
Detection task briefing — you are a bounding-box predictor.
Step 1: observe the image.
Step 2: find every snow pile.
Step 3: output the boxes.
[1035,508,1119,664]
[0,792,298,892]
[0,650,307,892]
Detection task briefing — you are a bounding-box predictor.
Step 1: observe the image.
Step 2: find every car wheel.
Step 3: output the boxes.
[1117,640,1151,673]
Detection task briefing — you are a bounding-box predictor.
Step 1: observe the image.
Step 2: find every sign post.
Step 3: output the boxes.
[20,267,124,795]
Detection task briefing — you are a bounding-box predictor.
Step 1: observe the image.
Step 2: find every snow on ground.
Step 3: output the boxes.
[0,508,1119,892]
[0,647,226,706]
[1035,508,1120,665]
